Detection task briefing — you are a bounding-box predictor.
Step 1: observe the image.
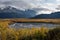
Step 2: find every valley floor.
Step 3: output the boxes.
[0,19,60,40]
[0,19,60,23]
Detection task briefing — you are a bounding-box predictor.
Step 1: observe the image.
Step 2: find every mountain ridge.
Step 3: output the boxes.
[31,12,60,19]
[0,6,37,18]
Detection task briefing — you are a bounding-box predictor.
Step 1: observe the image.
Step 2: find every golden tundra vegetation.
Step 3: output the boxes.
[0,19,60,23]
[0,19,60,40]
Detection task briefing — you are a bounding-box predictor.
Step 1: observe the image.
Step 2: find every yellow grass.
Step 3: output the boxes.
[0,19,60,28]
[0,19,60,40]
[0,25,49,40]
[0,19,60,23]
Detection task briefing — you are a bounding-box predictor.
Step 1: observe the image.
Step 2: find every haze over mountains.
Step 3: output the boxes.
[32,12,60,19]
[0,6,36,18]
[0,6,60,18]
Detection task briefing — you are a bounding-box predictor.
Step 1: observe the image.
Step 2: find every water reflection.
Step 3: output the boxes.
[9,23,60,28]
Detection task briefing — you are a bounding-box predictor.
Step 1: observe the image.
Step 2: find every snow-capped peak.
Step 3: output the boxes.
[0,6,26,11]
[0,6,14,10]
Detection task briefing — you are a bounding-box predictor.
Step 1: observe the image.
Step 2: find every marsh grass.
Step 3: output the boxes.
[0,25,60,40]
[0,21,60,40]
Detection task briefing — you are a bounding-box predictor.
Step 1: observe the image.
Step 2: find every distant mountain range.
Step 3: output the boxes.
[32,12,60,19]
[0,6,60,19]
[0,6,36,18]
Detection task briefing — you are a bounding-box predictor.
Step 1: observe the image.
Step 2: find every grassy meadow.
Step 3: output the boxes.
[0,19,60,40]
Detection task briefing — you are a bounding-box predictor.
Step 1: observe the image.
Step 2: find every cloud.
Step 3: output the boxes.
[0,0,31,9]
[0,0,58,10]
[37,11,52,15]
[2,1,13,5]
[56,0,60,1]
[0,0,60,14]
[55,5,60,12]
[32,7,52,11]
[32,7,54,15]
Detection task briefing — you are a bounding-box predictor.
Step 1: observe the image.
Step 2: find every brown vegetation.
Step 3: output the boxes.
[0,25,60,40]
[0,19,60,23]
[0,19,60,40]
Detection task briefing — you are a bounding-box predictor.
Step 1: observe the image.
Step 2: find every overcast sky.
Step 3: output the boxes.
[0,0,60,14]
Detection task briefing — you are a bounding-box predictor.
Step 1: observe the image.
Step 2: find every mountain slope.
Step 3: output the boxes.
[32,12,60,19]
[0,6,36,18]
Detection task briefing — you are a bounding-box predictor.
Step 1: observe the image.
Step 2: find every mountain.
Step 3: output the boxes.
[32,12,60,19]
[0,6,36,18]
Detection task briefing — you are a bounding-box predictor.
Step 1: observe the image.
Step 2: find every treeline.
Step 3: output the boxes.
[0,26,60,40]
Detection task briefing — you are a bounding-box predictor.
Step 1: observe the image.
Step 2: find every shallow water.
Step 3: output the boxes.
[9,23,60,28]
